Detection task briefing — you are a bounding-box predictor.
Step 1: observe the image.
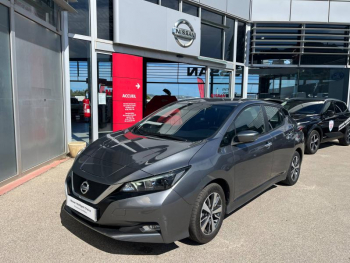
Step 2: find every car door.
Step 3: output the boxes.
[232,105,274,198]
[320,101,339,140]
[263,105,296,178]
[334,101,350,134]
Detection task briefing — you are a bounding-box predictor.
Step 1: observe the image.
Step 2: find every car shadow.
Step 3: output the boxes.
[179,185,278,246]
[319,141,339,150]
[60,203,178,255]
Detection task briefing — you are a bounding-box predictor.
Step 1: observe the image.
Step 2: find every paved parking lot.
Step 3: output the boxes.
[1,141,350,263]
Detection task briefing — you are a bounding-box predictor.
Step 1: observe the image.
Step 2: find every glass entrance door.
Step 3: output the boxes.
[97,54,113,138]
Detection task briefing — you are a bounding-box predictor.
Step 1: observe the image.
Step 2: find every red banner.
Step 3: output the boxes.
[112,53,143,132]
[197,77,205,98]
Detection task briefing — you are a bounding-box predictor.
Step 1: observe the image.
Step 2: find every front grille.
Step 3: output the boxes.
[72,173,110,201]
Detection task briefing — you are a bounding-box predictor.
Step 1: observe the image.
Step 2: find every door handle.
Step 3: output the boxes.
[265,142,272,148]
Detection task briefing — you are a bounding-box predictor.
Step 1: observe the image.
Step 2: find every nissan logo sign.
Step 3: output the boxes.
[80,181,89,195]
[172,19,196,48]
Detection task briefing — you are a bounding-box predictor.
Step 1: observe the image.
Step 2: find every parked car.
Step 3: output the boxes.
[282,98,350,154]
[63,99,304,244]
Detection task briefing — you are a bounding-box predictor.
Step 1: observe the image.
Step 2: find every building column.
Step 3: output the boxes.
[90,0,99,141]
[61,11,72,148]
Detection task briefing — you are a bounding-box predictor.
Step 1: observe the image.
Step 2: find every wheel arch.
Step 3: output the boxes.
[295,147,303,163]
[205,178,231,205]
[308,125,323,140]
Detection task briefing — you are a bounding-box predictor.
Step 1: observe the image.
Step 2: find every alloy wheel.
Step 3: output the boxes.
[200,192,223,235]
[347,128,350,143]
[310,134,319,152]
[290,155,300,181]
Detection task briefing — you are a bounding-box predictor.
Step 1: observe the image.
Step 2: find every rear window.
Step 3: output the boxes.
[282,100,324,114]
[133,102,235,142]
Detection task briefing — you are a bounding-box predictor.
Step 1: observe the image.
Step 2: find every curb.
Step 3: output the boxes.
[0,158,70,196]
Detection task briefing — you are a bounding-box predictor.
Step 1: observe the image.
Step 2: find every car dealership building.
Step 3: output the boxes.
[2,0,350,186]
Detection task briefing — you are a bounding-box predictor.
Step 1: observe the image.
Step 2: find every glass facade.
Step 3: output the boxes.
[15,0,57,26]
[69,39,92,143]
[161,0,179,11]
[235,66,244,98]
[69,0,90,36]
[249,68,349,102]
[182,2,198,17]
[236,22,246,63]
[97,0,113,40]
[0,5,17,182]
[210,69,231,98]
[200,10,224,60]
[15,13,64,171]
[225,18,235,62]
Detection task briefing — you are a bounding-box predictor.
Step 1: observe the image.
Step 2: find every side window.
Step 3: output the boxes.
[335,101,347,113]
[235,106,265,135]
[264,106,284,130]
[323,101,335,113]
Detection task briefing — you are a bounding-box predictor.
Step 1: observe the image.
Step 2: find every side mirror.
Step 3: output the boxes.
[233,130,260,145]
[324,110,335,118]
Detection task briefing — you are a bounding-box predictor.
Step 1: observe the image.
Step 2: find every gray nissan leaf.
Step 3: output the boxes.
[63,99,304,244]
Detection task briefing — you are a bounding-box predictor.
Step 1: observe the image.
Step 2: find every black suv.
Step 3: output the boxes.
[282,98,350,154]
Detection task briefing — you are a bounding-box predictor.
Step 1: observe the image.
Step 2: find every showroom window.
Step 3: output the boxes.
[249,68,349,102]
[69,0,90,36]
[235,66,244,98]
[182,2,198,17]
[225,18,235,62]
[161,0,179,11]
[236,22,246,63]
[97,0,113,40]
[200,9,224,60]
[210,69,231,98]
[0,4,17,182]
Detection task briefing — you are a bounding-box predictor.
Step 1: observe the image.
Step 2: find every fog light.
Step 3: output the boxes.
[140,225,161,233]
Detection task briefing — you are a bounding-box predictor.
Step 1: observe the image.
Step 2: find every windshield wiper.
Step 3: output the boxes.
[148,133,188,142]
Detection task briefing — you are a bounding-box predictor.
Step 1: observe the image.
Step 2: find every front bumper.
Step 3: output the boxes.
[63,183,193,243]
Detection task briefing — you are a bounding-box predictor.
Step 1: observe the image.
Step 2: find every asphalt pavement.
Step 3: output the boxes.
[1,141,350,263]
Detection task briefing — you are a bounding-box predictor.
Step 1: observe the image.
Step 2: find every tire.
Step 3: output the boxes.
[305,130,320,154]
[338,125,350,146]
[189,183,226,244]
[282,151,301,186]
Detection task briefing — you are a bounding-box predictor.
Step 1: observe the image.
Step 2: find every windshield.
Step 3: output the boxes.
[282,100,324,115]
[133,102,235,142]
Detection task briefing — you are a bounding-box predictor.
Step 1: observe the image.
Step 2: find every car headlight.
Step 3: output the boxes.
[120,167,190,192]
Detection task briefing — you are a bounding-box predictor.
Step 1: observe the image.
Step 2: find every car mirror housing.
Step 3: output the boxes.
[324,110,335,118]
[232,130,260,145]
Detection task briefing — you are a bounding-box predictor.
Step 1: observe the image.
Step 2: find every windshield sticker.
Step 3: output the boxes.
[329,120,334,132]
[339,117,350,131]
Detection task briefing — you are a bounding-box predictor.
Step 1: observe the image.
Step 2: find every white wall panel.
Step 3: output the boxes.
[329,1,350,23]
[227,0,250,20]
[291,0,329,22]
[115,0,201,57]
[251,0,291,21]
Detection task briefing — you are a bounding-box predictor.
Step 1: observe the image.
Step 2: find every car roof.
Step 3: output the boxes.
[285,98,344,103]
[176,98,278,107]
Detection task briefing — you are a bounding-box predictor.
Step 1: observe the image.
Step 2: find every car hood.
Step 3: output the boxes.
[71,131,205,185]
